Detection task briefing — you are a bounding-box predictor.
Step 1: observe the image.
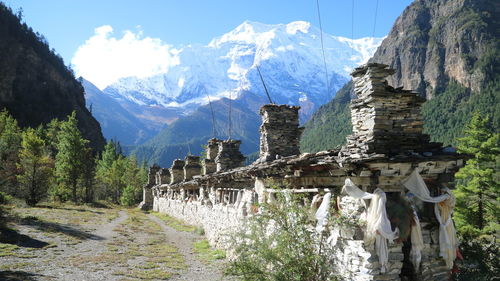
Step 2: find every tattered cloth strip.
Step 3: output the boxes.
[315,192,332,233]
[409,209,424,271]
[343,179,399,273]
[402,170,457,269]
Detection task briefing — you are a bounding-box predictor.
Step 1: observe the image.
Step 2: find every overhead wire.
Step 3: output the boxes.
[315,0,331,98]
[351,0,355,57]
[206,92,217,138]
[228,88,232,140]
[256,65,273,104]
[372,0,380,37]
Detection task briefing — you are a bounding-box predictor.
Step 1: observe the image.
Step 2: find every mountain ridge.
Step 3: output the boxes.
[0,3,105,151]
[84,20,383,146]
[300,0,499,153]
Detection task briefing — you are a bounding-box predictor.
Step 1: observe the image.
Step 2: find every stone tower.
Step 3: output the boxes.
[215,139,245,172]
[258,104,303,162]
[340,63,441,161]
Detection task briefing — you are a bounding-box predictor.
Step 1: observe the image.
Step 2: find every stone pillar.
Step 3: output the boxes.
[148,165,160,185]
[215,139,246,172]
[202,159,216,175]
[159,168,171,185]
[206,138,221,160]
[340,63,441,161]
[169,159,185,184]
[184,155,201,180]
[258,104,303,162]
[139,165,160,210]
[203,138,221,175]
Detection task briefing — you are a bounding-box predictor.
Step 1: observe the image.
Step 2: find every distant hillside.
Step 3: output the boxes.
[131,91,266,166]
[82,78,157,145]
[0,3,105,151]
[301,0,499,153]
[92,20,382,146]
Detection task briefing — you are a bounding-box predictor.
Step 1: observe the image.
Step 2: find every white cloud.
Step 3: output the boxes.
[71,25,179,89]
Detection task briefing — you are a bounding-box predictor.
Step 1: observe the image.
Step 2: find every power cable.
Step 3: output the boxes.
[372,0,380,37]
[256,65,273,104]
[315,0,331,98]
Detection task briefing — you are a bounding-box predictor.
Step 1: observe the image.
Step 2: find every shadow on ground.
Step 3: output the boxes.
[0,270,44,281]
[0,227,49,248]
[19,217,104,241]
[36,204,105,214]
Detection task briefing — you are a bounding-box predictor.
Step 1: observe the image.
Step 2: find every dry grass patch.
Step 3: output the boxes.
[151,213,197,232]
[101,209,187,279]
[193,239,226,264]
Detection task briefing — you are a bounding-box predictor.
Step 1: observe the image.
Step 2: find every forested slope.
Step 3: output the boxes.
[0,3,105,151]
[301,0,499,152]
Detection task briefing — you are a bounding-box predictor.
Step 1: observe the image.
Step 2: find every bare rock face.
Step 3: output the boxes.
[370,0,497,99]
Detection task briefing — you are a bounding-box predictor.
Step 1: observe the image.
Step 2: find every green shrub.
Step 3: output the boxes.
[0,191,12,204]
[226,191,337,281]
[454,235,499,281]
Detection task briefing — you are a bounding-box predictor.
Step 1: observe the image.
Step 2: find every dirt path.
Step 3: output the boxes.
[1,206,233,281]
[147,214,230,281]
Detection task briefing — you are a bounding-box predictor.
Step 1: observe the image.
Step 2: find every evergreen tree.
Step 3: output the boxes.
[454,113,499,237]
[17,128,54,206]
[95,140,120,201]
[108,155,126,204]
[54,112,89,203]
[0,110,22,195]
[43,118,63,158]
[119,155,147,206]
[80,147,96,203]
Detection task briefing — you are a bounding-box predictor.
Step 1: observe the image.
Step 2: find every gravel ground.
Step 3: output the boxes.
[0,204,233,281]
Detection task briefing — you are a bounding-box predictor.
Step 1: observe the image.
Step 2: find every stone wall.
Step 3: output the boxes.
[147,63,464,281]
[153,191,253,249]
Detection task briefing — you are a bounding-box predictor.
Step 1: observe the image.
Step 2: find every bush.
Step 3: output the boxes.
[0,191,12,204]
[225,191,337,281]
[454,235,499,281]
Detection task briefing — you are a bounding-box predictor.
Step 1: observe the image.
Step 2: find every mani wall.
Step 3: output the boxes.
[140,63,464,281]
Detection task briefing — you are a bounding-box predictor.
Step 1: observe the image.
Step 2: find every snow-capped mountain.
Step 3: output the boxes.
[103,20,382,113]
[85,20,383,146]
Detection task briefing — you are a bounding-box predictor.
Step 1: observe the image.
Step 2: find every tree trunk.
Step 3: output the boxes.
[72,178,77,203]
[478,191,484,230]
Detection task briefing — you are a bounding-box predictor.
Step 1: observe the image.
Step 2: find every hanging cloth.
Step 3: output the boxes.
[343,179,399,273]
[402,170,450,203]
[409,209,424,271]
[315,192,332,233]
[402,170,457,269]
[434,191,457,269]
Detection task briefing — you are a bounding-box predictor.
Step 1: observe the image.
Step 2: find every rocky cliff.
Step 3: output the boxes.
[301,0,499,152]
[371,0,498,99]
[0,3,105,151]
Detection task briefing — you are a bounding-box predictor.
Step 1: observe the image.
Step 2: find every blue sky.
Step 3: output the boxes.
[3,0,412,88]
[4,0,412,62]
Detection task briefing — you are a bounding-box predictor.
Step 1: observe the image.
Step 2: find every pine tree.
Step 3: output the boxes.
[0,110,22,195]
[95,140,120,201]
[43,118,63,158]
[454,113,500,237]
[17,128,54,206]
[119,155,147,206]
[80,147,96,203]
[54,112,89,203]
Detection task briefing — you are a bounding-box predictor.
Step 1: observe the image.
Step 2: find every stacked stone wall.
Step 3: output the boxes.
[258,104,303,162]
[146,63,464,281]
